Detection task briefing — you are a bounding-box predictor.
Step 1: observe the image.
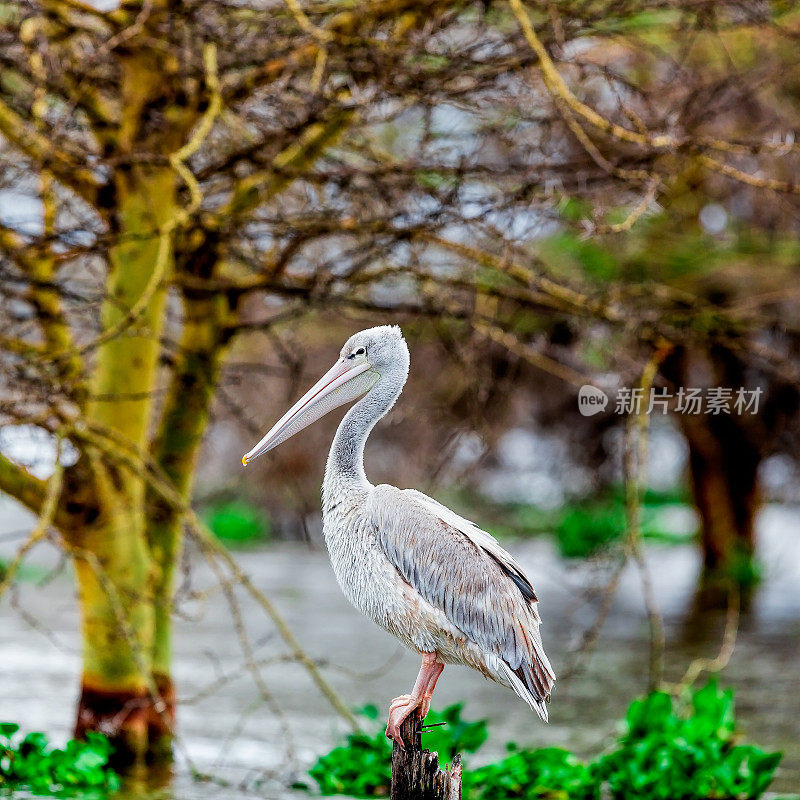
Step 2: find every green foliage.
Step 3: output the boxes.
[466,746,597,800]
[557,196,593,223]
[555,500,624,558]
[453,486,694,559]
[725,547,763,589]
[595,682,783,800]
[555,488,694,558]
[307,682,782,800]
[306,704,486,797]
[0,723,119,794]
[414,170,456,190]
[202,499,270,544]
[0,559,43,584]
[544,232,619,281]
[307,725,390,797]
[427,703,489,760]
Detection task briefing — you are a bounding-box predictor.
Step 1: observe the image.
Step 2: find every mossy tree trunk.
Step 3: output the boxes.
[66,241,239,765]
[61,29,201,765]
[69,164,177,764]
[145,272,238,757]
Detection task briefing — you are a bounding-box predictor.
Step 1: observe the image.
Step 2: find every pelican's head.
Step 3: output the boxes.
[242,325,408,464]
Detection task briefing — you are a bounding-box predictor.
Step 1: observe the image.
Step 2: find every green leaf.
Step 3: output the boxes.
[20,732,49,754]
[0,723,19,740]
[357,703,380,721]
[307,681,782,800]
[625,691,673,738]
[203,499,270,544]
[0,724,118,794]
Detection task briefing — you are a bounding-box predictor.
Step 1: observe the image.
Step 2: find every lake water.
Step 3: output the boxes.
[1,499,799,798]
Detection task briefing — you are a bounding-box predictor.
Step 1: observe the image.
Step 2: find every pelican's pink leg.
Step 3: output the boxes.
[385,652,445,746]
[418,658,444,718]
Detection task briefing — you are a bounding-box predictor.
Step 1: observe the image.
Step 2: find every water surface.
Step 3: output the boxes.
[1,500,798,798]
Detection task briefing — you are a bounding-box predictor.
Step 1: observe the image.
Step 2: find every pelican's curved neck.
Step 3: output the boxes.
[323,367,405,508]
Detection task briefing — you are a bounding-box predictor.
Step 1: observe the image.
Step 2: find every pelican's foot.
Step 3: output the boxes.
[389,693,413,713]
[385,694,421,746]
[419,693,433,719]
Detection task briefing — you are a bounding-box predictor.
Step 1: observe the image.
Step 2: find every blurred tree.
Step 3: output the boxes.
[0,0,798,766]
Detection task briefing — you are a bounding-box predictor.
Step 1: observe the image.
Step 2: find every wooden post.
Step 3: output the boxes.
[390,715,462,800]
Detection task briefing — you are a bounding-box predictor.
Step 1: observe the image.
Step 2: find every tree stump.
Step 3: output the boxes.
[390,715,462,800]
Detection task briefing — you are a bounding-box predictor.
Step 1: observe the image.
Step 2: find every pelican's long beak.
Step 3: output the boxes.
[242,358,376,465]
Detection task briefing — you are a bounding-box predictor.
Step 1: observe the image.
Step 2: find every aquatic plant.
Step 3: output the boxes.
[0,723,119,794]
[306,681,784,800]
[306,704,487,797]
[202,499,271,544]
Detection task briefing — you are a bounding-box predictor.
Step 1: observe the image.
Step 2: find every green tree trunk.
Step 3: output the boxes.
[146,286,235,758]
[70,165,175,766]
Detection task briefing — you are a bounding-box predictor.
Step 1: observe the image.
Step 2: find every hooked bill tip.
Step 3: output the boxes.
[241,454,249,466]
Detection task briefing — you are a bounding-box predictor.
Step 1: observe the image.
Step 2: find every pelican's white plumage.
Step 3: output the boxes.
[244,325,555,742]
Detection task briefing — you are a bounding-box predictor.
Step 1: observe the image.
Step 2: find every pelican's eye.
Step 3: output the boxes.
[347,346,366,360]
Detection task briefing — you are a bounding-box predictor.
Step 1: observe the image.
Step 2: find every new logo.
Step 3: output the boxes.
[578,385,609,416]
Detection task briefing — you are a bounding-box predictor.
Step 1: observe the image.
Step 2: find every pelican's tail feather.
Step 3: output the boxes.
[499,660,549,721]
[490,658,555,722]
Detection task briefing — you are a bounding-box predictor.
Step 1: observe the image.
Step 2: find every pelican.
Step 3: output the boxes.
[242,325,554,744]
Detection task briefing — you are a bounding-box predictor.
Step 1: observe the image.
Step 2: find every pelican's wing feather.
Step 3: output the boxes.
[404,489,539,606]
[365,484,555,717]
